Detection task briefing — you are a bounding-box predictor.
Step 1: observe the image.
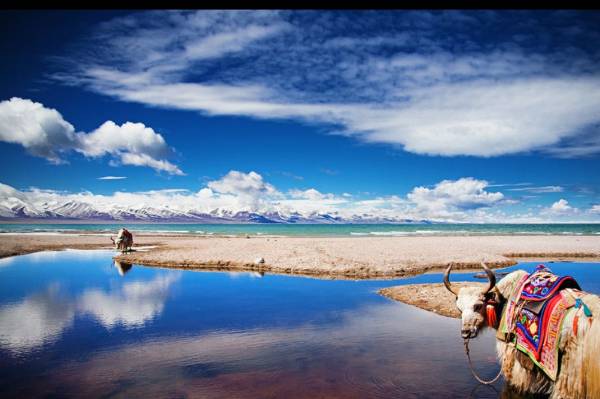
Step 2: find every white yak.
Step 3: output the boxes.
[110,228,133,253]
[444,262,600,398]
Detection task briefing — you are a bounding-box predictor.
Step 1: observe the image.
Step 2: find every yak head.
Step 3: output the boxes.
[444,262,498,339]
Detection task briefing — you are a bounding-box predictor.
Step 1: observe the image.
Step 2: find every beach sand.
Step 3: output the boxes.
[0,233,162,259]
[0,233,599,279]
[379,283,483,318]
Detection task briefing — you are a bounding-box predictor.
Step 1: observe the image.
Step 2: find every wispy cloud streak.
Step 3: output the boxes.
[54,10,600,158]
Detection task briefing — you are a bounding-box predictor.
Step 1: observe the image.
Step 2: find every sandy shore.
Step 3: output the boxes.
[1,233,599,279]
[0,234,163,259]
[379,283,483,318]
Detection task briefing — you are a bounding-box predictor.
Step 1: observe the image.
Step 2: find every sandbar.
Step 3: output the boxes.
[1,233,599,279]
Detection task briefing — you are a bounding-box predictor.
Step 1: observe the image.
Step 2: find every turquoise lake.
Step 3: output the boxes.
[2,223,600,236]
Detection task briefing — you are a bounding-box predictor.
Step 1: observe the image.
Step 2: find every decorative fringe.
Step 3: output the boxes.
[486,304,498,328]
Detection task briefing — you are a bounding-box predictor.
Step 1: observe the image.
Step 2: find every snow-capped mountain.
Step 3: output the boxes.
[0,183,428,224]
[0,195,422,224]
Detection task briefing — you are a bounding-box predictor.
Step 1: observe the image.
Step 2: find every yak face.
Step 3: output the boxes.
[444,262,497,340]
[455,287,487,339]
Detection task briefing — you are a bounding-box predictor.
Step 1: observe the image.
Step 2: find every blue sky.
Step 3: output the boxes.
[0,10,599,222]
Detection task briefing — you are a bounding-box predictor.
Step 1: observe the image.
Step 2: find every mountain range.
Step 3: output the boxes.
[0,191,426,224]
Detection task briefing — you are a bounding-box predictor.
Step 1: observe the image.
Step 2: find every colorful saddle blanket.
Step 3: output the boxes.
[498,265,580,380]
[520,266,578,301]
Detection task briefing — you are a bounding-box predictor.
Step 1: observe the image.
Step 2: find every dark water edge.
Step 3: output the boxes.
[2,222,600,237]
[0,251,598,398]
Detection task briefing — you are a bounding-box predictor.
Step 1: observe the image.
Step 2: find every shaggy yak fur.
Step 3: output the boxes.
[110,228,133,253]
[446,264,600,399]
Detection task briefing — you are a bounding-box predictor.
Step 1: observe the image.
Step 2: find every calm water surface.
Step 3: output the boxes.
[2,223,600,236]
[1,250,599,398]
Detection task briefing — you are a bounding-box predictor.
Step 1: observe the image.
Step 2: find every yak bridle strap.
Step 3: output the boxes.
[465,297,502,385]
[463,338,503,385]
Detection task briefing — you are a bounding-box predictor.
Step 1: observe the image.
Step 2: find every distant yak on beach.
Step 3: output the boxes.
[110,228,133,253]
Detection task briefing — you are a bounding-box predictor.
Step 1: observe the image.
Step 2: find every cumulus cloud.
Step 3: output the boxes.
[55,10,600,158]
[590,204,600,214]
[407,178,504,219]
[0,98,183,175]
[207,170,278,197]
[0,97,77,163]
[204,170,280,210]
[546,199,577,214]
[79,121,183,175]
[288,188,335,201]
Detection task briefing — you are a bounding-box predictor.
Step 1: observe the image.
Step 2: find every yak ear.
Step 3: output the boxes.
[484,289,501,302]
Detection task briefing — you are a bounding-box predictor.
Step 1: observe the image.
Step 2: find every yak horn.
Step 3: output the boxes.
[480,262,496,295]
[443,263,458,296]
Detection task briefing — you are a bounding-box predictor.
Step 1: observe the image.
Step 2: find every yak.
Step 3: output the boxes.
[444,262,600,399]
[110,228,133,253]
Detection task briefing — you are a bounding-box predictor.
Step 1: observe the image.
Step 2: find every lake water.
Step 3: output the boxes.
[2,223,600,237]
[1,251,599,398]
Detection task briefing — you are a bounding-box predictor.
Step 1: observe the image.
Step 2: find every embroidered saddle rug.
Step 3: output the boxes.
[498,265,580,380]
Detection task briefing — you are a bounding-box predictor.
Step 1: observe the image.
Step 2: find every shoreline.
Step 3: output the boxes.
[1,233,599,280]
[3,222,600,239]
[379,283,479,318]
[114,254,517,280]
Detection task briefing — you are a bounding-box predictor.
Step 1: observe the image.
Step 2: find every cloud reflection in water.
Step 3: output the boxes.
[0,272,180,353]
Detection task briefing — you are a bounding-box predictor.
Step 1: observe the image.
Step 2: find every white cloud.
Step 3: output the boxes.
[288,188,334,201]
[590,205,600,214]
[85,75,600,158]
[55,11,600,158]
[507,185,564,193]
[204,170,280,210]
[407,178,504,219]
[0,98,183,175]
[546,198,577,214]
[119,153,183,175]
[0,182,27,201]
[183,23,288,60]
[80,122,183,175]
[98,176,127,180]
[0,97,77,163]
[207,170,277,197]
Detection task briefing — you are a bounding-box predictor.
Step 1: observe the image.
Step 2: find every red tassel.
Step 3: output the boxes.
[486,304,497,328]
